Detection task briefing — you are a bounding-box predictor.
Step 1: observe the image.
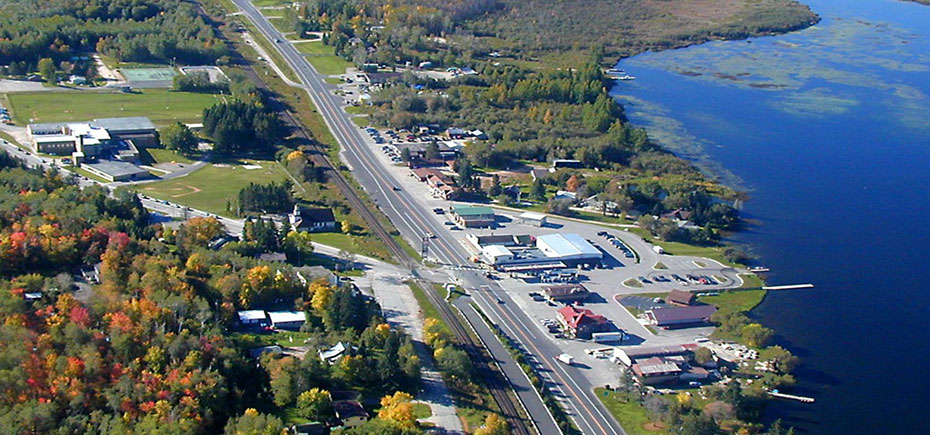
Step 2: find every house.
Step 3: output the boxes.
[450,205,495,228]
[543,284,590,304]
[333,400,369,428]
[267,311,306,330]
[645,305,717,328]
[248,345,283,359]
[258,252,288,263]
[554,190,577,201]
[557,305,609,339]
[552,159,583,169]
[69,75,87,85]
[292,422,328,435]
[295,266,338,287]
[447,127,466,139]
[661,208,694,222]
[530,168,549,181]
[666,290,696,306]
[237,310,267,325]
[290,205,337,233]
[518,212,547,227]
[319,342,351,365]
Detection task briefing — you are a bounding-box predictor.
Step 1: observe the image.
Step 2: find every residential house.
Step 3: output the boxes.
[333,400,369,428]
[290,205,337,233]
[319,342,351,365]
[557,305,609,339]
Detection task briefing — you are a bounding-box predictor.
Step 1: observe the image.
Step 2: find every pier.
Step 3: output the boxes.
[762,284,814,291]
[768,390,815,403]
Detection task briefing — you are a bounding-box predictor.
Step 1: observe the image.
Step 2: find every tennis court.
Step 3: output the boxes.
[120,67,178,82]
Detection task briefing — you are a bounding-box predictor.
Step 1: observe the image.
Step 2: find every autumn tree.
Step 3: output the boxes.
[297,388,333,422]
[474,413,509,435]
[378,391,416,428]
[224,408,286,435]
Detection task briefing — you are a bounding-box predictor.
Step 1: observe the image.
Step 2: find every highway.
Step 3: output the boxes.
[230,1,626,433]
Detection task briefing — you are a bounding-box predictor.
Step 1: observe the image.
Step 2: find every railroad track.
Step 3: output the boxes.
[207,14,532,433]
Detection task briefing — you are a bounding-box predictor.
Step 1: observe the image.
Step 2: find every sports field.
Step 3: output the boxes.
[139,159,288,216]
[5,90,221,126]
[120,67,178,82]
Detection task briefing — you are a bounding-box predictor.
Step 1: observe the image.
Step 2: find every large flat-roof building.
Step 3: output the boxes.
[451,205,495,228]
[27,116,157,155]
[81,160,149,182]
[536,233,602,265]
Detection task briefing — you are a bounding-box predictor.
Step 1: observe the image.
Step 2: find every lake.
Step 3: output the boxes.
[611,0,930,432]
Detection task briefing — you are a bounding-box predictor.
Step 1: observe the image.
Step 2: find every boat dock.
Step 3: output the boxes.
[768,390,815,403]
[762,284,814,291]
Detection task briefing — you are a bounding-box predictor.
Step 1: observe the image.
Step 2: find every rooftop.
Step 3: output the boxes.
[536,233,601,258]
[267,311,306,324]
[92,116,156,132]
[647,305,717,323]
[83,160,149,178]
[333,400,369,419]
[237,310,266,321]
[452,204,495,216]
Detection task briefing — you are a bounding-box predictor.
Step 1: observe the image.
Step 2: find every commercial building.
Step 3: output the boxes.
[631,358,683,385]
[666,290,696,306]
[518,211,548,227]
[481,245,515,265]
[612,344,698,367]
[450,205,495,228]
[536,233,602,265]
[81,160,149,182]
[27,116,157,155]
[645,305,717,328]
[543,284,590,303]
[267,311,306,330]
[557,305,610,339]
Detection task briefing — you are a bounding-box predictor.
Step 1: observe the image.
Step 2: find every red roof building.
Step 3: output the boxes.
[557,305,610,339]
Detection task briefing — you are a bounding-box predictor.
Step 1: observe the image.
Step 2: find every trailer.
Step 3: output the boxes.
[556,353,574,365]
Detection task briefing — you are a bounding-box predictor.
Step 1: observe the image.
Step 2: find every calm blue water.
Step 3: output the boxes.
[611,0,930,432]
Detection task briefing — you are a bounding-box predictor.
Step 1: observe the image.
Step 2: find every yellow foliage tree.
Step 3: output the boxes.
[309,279,334,312]
[286,150,304,161]
[378,391,416,428]
[474,412,510,435]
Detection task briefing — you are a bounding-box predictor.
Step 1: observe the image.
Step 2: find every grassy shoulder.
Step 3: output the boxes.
[407,282,501,431]
[595,389,668,435]
[140,159,288,216]
[5,90,220,126]
[699,289,766,316]
[294,41,352,76]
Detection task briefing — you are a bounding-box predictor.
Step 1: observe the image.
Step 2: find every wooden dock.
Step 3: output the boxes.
[768,390,815,403]
[762,284,814,291]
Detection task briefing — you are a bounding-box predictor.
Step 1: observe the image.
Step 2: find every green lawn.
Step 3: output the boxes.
[141,148,196,165]
[293,43,351,75]
[699,289,766,316]
[0,130,21,147]
[324,77,343,85]
[412,403,432,420]
[140,159,287,216]
[350,116,369,127]
[627,227,740,267]
[275,406,311,425]
[595,389,668,435]
[5,90,221,126]
[67,166,109,183]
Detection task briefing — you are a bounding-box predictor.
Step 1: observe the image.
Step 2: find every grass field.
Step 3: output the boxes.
[412,403,432,420]
[5,90,221,126]
[699,289,766,315]
[140,148,195,165]
[595,389,668,435]
[140,159,287,216]
[626,227,741,267]
[294,41,351,75]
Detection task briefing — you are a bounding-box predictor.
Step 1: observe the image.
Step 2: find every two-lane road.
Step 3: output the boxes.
[230,1,624,433]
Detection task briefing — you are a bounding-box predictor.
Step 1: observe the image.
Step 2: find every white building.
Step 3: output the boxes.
[237,310,267,325]
[267,311,306,330]
[536,233,602,264]
[518,212,547,227]
[481,245,515,265]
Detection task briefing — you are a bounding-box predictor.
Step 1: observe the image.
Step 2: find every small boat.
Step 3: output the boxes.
[605,68,625,75]
[616,75,636,81]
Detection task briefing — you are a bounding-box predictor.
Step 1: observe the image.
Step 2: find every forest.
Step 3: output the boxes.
[0,151,433,434]
[0,0,228,74]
